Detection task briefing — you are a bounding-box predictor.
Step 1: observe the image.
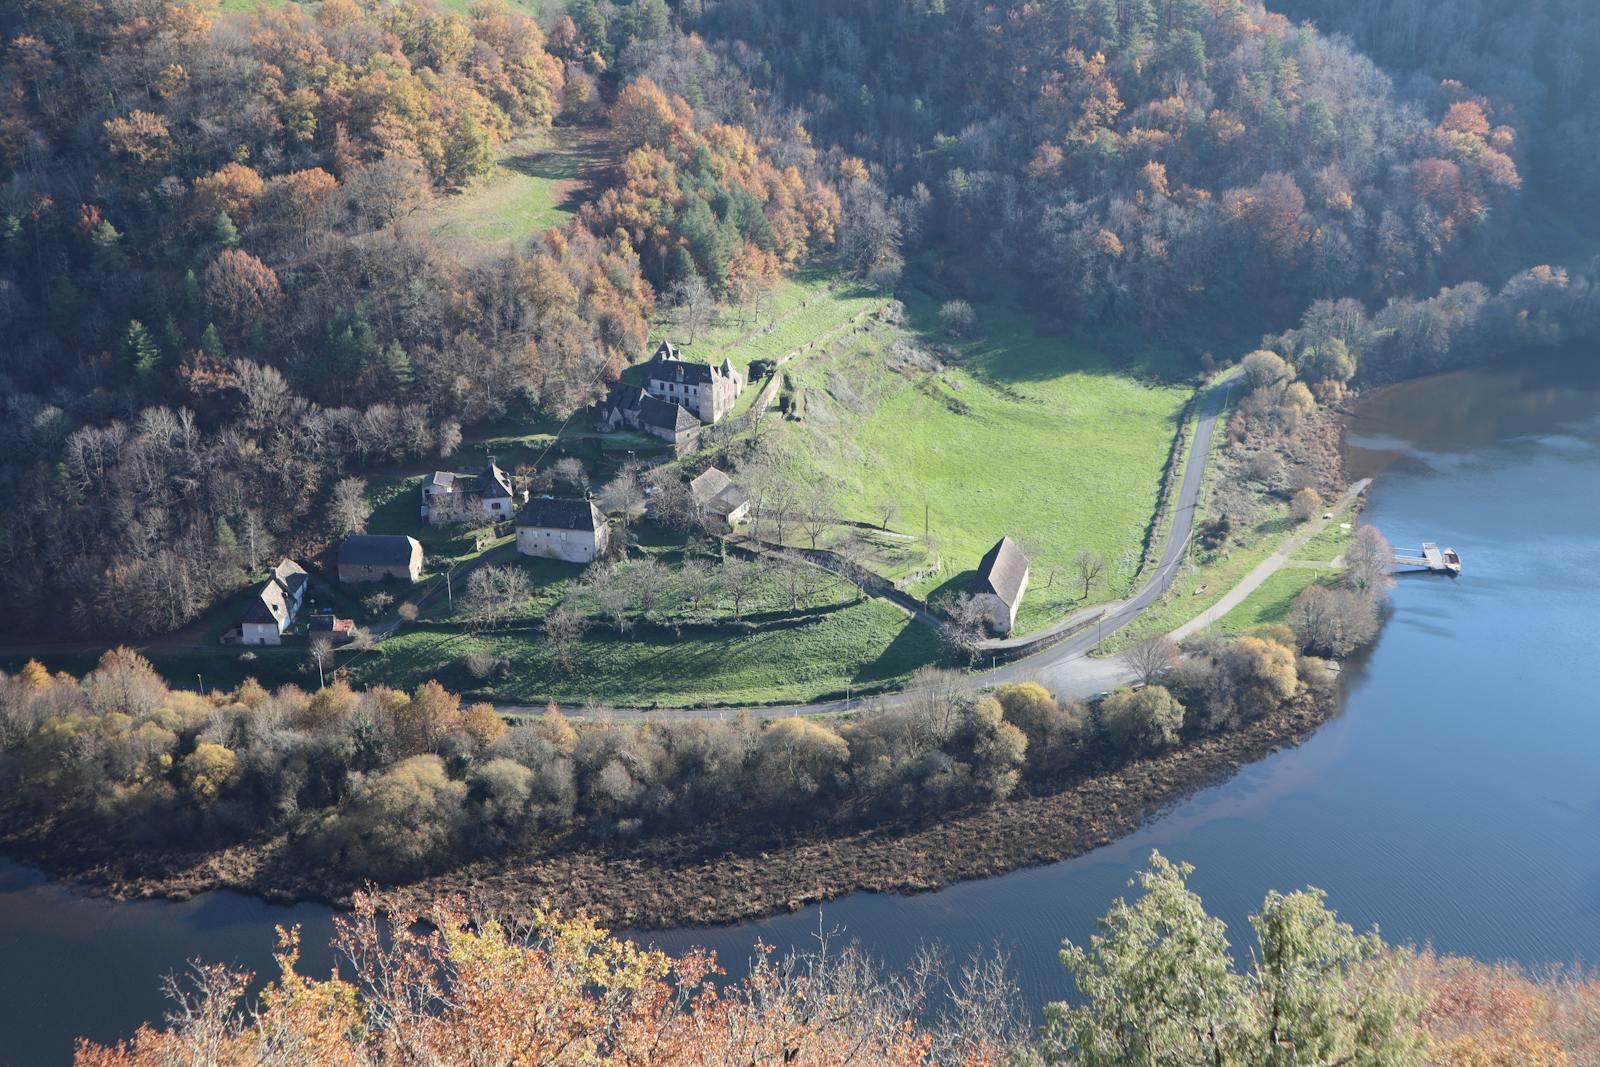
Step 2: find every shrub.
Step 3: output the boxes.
[1099,686,1184,756]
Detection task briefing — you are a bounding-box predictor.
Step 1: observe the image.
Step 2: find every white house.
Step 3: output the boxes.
[240,559,309,645]
[969,536,1030,636]
[420,458,523,526]
[644,340,745,424]
[515,498,609,563]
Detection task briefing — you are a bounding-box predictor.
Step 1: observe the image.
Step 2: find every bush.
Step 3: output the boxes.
[311,755,466,879]
[995,682,1085,776]
[938,299,977,337]
[1099,685,1184,756]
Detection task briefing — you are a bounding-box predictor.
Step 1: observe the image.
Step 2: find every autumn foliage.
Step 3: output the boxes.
[74,894,1005,1066]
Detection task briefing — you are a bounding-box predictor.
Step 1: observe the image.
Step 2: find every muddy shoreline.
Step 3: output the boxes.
[0,691,1338,931]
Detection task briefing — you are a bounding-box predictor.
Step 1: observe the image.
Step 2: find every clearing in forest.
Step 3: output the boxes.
[774,293,1194,635]
[428,128,611,253]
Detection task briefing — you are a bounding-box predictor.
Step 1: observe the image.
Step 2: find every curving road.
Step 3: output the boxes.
[496,372,1241,721]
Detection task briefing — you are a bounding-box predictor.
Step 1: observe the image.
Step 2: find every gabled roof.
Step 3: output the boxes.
[971,536,1030,607]
[243,559,307,625]
[689,467,746,510]
[640,395,699,432]
[475,459,514,499]
[653,339,681,362]
[516,497,603,532]
[606,383,646,411]
[650,358,716,385]
[424,471,459,490]
[339,534,422,567]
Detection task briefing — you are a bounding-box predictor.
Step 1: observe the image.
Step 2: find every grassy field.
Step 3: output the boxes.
[362,597,943,707]
[1213,567,1341,634]
[429,128,607,252]
[771,292,1193,633]
[646,269,888,377]
[1291,519,1356,563]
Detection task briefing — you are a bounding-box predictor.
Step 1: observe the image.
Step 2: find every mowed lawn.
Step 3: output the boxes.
[783,297,1193,634]
[362,598,943,707]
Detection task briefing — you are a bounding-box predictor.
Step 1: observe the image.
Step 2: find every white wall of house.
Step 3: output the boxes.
[517,525,605,563]
[241,621,284,646]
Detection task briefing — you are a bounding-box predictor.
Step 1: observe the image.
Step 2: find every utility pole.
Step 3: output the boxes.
[196,674,203,695]
[924,503,929,540]
[446,566,453,608]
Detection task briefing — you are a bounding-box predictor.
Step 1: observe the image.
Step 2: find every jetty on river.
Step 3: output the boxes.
[1391,542,1462,576]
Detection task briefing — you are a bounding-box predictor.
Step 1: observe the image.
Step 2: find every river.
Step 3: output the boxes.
[4,357,1600,1064]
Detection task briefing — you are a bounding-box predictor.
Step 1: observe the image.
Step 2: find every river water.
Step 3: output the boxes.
[4,357,1600,1064]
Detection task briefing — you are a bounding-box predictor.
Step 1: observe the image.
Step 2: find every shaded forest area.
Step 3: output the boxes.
[0,0,844,638]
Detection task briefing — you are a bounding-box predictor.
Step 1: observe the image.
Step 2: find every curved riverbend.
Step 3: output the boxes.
[3,357,1599,1065]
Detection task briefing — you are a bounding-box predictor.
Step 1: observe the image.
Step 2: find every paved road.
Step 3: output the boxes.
[497,372,1242,721]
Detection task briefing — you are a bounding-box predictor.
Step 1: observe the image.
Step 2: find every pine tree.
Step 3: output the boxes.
[124,319,162,382]
[200,322,226,361]
[383,340,414,390]
[213,210,240,248]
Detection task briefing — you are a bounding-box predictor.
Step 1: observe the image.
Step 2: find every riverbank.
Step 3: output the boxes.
[0,686,1339,930]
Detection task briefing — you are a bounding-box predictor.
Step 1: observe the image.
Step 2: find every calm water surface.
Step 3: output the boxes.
[4,358,1600,1064]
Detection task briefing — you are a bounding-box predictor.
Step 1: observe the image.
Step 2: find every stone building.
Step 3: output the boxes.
[240,559,308,645]
[338,534,424,584]
[515,498,609,563]
[644,340,744,424]
[969,536,1030,635]
[420,458,523,526]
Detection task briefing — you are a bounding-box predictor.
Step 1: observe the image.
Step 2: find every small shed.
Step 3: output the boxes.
[969,536,1030,635]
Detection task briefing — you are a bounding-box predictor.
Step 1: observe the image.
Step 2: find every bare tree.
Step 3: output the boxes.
[767,481,797,546]
[328,476,370,536]
[1125,633,1179,685]
[719,557,765,620]
[553,457,589,495]
[1073,549,1106,600]
[669,273,717,343]
[583,564,635,633]
[308,633,335,686]
[676,558,716,619]
[933,591,989,665]
[599,467,645,528]
[543,607,586,671]
[800,485,840,550]
[878,498,901,531]
[1343,524,1395,598]
[461,564,531,630]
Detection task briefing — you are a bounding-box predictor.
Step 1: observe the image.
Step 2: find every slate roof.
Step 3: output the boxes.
[650,357,716,385]
[475,459,514,498]
[243,559,307,625]
[689,467,749,514]
[970,536,1030,607]
[606,383,646,411]
[339,534,421,567]
[516,497,603,532]
[640,395,699,432]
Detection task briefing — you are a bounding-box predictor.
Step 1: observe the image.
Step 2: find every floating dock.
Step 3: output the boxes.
[1391,542,1462,576]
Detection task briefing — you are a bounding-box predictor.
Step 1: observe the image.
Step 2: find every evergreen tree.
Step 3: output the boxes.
[200,322,226,361]
[124,319,162,382]
[213,210,240,248]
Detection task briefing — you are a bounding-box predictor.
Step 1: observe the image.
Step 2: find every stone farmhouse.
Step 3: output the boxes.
[516,498,609,563]
[593,385,702,455]
[338,534,423,583]
[420,458,524,526]
[969,536,1030,635]
[645,341,745,424]
[689,467,750,529]
[240,559,308,645]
